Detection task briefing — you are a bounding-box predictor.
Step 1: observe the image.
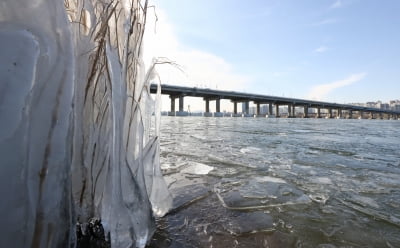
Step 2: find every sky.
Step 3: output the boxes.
[144,0,400,112]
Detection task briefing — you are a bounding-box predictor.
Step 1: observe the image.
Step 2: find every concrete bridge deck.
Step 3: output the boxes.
[149,84,400,119]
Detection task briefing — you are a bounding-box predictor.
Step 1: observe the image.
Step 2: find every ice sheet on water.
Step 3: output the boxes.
[215,177,311,210]
[181,162,214,175]
[170,184,211,213]
[223,211,275,235]
[208,154,257,169]
[337,196,400,228]
[255,176,287,184]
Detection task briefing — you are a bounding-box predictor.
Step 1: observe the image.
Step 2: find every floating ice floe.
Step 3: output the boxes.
[181,162,214,175]
[215,177,311,210]
[240,146,262,154]
[223,211,275,235]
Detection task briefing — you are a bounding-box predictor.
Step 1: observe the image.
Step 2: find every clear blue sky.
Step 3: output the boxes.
[151,0,400,105]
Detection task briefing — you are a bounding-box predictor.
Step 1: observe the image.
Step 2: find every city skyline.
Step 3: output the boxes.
[144,0,400,111]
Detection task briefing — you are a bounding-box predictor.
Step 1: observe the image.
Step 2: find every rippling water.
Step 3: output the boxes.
[149,117,400,248]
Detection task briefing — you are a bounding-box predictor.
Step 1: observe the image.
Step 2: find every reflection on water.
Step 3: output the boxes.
[149,117,400,248]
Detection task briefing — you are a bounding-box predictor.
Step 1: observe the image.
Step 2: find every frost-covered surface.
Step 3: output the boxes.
[0,0,171,247]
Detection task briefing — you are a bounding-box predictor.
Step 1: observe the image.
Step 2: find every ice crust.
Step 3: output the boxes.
[0,0,171,247]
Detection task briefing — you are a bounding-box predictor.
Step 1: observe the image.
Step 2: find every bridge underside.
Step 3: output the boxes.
[150,84,400,119]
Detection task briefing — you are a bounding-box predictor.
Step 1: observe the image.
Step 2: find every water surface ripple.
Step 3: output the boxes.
[149,117,400,248]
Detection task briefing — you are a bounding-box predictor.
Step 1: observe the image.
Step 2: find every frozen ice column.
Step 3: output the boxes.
[0,0,75,247]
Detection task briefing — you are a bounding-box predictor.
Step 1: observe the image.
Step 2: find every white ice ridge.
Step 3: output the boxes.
[0,0,172,247]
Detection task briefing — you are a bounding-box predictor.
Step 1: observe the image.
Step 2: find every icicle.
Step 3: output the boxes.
[1,0,172,247]
[0,0,75,247]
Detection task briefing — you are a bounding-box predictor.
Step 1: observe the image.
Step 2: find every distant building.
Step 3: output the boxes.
[380,103,390,110]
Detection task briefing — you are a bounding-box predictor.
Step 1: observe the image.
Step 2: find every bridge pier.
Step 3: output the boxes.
[255,103,265,117]
[288,104,295,118]
[232,101,242,117]
[215,99,223,117]
[169,95,176,116]
[204,99,212,117]
[317,108,321,118]
[348,110,353,119]
[176,96,189,116]
[303,106,309,118]
[179,96,184,111]
[337,109,342,119]
[328,108,333,118]
[268,103,274,117]
[244,101,250,115]
[275,104,280,117]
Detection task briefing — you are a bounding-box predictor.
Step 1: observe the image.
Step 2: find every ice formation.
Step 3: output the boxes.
[0,0,172,247]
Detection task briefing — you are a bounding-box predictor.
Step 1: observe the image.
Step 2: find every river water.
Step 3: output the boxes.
[148,117,400,248]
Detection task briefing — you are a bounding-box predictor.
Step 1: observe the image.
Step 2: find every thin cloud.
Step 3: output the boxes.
[330,0,343,9]
[307,73,367,100]
[314,46,328,53]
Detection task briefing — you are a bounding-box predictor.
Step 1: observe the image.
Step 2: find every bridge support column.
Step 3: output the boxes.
[328,108,333,118]
[369,112,373,119]
[317,108,321,118]
[256,103,260,116]
[179,96,184,112]
[216,99,220,112]
[215,99,223,117]
[275,104,280,117]
[288,105,293,118]
[169,95,176,116]
[349,110,353,119]
[232,101,241,117]
[292,105,296,118]
[268,103,273,116]
[204,99,212,117]
[359,111,363,119]
[338,109,342,119]
[244,101,250,115]
[304,106,309,118]
[176,96,189,116]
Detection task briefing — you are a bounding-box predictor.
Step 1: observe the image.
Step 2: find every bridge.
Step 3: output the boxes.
[149,84,400,119]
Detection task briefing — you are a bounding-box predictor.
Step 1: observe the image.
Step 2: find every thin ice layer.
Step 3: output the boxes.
[215,177,311,210]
